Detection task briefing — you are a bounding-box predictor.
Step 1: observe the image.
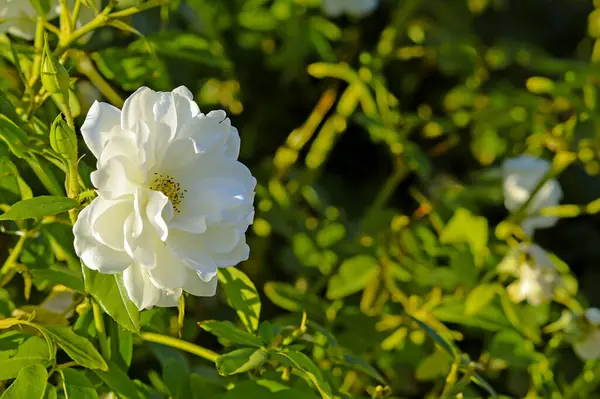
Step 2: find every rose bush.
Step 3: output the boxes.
[1,1,600,398]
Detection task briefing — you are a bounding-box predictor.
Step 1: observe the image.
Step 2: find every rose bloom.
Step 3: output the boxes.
[502,155,563,236]
[498,243,560,306]
[573,308,600,361]
[323,0,378,17]
[0,0,98,40]
[74,86,256,310]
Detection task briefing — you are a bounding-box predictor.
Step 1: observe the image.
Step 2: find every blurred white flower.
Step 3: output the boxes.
[498,243,560,306]
[323,0,379,17]
[573,308,600,361]
[74,86,256,310]
[502,155,563,236]
[0,0,99,40]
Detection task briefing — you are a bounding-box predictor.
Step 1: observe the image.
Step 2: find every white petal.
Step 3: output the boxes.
[124,213,156,268]
[80,101,122,159]
[74,199,131,274]
[199,226,241,254]
[123,263,161,310]
[89,197,133,251]
[179,111,230,155]
[210,240,250,268]
[323,0,344,16]
[155,288,182,307]
[502,155,550,179]
[181,155,256,193]
[224,126,241,159]
[521,216,559,236]
[91,155,143,198]
[153,92,178,140]
[172,86,200,130]
[586,308,600,326]
[147,243,189,290]
[167,229,218,276]
[183,270,218,297]
[145,190,172,242]
[121,86,159,131]
[159,137,198,174]
[168,213,207,234]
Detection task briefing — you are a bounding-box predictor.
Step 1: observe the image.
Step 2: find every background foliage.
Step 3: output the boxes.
[1,0,600,398]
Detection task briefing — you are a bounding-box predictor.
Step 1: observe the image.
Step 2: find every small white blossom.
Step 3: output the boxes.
[0,0,98,40]
[573,308,600,361]
[74,86,256,310]
[502,155,563,236]
[323,0,379,18]
[498,243,560,306]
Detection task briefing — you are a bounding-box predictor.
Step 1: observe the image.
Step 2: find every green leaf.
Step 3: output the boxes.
[270,350,332,399]
[439,208,488,261]
[263,282,325,318]
[407,313,458,358]
[0,196,77,220]
[216,348,268,376]
[163,358,192,399]
[222,380,317,399]
[316,223,346,248]
[464,283,500,316]
[42,386,57,399]
[218,267,261,332]
[0,364,47,399]
[0,331,52,381]
[326,255,379,300]
[31,267,85,294]
[415,350,452,381]
[190,374,226,399]
[0,115,28,159]
[43,325,108,370]
[108,321,133,370]
[339,354,386,385]
[471,372,498,398]
[60,369,98,399]
[199,320,264,347]
[82,266,140,334]
[94,362,141,399]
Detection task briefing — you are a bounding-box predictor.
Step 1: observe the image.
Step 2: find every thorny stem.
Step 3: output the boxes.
[141,332,219,363]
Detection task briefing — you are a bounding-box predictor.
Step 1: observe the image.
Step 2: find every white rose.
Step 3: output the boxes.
[0,0,99,40]
[323,0,379,17]
[502,155,563,236]
[74,86,256,310]
[498,243,559,306]
[573,308,600,361]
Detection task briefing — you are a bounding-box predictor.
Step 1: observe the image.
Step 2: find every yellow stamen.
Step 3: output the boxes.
[149,173,186,213]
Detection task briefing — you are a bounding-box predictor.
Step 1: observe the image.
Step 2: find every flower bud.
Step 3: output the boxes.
[50,114,78,164]
[41,35,70,96]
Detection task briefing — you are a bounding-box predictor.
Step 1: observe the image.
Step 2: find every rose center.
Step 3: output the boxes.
[149,173,186,213]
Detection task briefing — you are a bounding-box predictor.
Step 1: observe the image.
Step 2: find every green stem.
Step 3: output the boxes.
[109,0,168,18]
[0,234,28,276]
[92,301,110,360]
[365,159,406,218]
[141,332,219,363]
[28,17,46,91]
[70,0,82,31]
[71,50,124,107]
